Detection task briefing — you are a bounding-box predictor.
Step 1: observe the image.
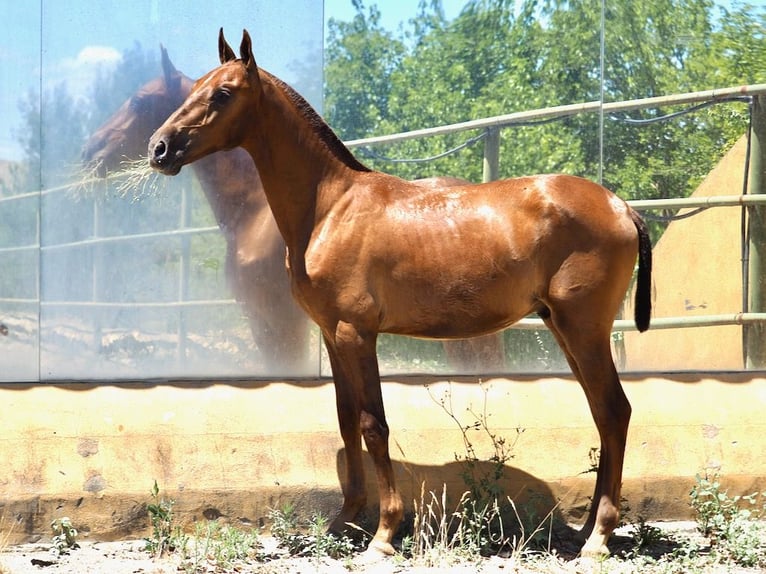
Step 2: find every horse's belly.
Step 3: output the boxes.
[378,276,536,339]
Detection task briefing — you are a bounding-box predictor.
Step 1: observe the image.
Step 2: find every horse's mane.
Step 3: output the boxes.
[261,70,371,173]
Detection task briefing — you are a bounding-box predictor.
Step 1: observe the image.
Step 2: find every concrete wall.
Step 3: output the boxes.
[2,373,765,543]
[624,137,748,370]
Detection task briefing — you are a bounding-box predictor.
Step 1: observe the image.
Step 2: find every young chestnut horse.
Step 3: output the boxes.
[83,46,506,374]
[148,30,652,557]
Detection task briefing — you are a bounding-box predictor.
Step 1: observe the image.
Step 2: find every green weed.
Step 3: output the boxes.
[144,481,187,557]
[50,517,79,556]
[268,504,358,560]
[690,473,766,568]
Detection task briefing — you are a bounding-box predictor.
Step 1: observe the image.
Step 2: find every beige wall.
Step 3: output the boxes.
[2,374,764,543]
[624,137,748,370]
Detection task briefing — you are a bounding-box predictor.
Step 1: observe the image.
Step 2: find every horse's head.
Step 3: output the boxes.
[148,29,260,176]
[82,46,191,177]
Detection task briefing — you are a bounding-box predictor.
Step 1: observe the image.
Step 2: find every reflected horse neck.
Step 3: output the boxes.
[191,148,267,237]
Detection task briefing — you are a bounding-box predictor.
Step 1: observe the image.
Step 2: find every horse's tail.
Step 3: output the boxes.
[631,209,652,332]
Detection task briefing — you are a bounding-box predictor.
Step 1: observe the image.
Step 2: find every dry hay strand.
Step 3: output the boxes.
[63,157,168,203]
[112,157,168,201]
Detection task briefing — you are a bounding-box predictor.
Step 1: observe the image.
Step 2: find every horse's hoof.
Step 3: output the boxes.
[580,542,610,559]
[364,539,395,558]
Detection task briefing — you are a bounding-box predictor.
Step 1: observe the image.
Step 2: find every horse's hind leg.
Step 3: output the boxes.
[543,312,631,557]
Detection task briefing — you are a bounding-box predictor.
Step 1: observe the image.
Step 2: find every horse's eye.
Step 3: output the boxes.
[129,96,147,113]
[211,89,231,106]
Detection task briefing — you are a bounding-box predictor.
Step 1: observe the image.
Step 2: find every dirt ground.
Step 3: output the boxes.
[1,523,763,574]
[0,538,507,574]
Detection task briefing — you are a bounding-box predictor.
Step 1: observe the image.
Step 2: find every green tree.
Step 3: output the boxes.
[325,0,761,206]
[324,0,407,140]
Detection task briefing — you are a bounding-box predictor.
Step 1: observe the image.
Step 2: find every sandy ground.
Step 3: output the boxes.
[1,523,762,574]
[0,539,521,574]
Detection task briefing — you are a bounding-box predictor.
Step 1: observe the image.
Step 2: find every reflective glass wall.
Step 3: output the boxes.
[1,1,324,381]
[1,1,764,382]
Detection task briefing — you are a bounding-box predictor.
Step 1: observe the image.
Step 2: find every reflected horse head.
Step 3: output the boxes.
[82,46,191,177]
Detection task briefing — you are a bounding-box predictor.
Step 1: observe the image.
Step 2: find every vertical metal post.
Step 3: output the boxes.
[746,95,766,368]
[177,184,192,362]
[482,127,500,183]
[92,186,104,350]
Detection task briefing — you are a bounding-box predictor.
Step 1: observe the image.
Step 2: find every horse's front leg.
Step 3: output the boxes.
[333,321,403,556]
[324,335,367,535]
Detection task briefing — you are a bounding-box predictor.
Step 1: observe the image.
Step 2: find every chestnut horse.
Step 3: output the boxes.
[83,46,506,374]
[148,30,652,557]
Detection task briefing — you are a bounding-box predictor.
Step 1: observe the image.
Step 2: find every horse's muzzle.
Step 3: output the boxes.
[148,134,182,175]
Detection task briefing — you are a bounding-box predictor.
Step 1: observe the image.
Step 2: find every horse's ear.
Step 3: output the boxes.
[160,44,181,93]
[240,29,258,75]
[218,28,236,64]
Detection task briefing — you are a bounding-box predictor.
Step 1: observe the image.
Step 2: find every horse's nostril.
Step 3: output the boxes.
[154,140,167,159]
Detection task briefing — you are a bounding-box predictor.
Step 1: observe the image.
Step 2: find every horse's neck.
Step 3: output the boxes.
[191,149,268,238]
[239,75,365,253]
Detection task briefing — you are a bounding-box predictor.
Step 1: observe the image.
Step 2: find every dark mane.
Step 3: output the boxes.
[261,70,371,173]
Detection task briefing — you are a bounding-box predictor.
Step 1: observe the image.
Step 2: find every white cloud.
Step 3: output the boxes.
[65,45,122,68]
[49,45,123,103]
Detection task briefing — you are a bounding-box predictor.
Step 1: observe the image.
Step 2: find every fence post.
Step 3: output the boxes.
[746,95,766,368]
[177,184,192,363]
[482,127,500,183]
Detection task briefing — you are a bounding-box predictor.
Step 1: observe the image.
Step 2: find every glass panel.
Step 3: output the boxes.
[2,1,763,381]
[323,0,764,375]
[1,1,323,381]
[0,2,42,382]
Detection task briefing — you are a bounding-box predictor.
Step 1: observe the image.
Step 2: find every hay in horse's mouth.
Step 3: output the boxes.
[115,157,169,198]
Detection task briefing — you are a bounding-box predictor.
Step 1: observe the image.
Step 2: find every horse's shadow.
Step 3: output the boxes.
[335,448,584,557]
[335,449,687,560]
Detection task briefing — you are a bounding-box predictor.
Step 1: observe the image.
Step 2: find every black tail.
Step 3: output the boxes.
[631,210,652,332]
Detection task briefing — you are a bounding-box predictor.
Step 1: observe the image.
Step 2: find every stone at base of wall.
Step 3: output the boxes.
[4,474,752,545]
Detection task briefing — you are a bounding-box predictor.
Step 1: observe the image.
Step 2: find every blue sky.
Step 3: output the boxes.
[0,0,465,163]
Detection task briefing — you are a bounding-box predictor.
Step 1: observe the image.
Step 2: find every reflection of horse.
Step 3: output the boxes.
[149,30,651,557]
[83,47,310,373]
[83,46,505,374]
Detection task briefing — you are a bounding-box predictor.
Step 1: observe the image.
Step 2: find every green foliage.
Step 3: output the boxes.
[422,382,561,559]
[405,485,499,565]
[50,517,79,556]
[268,505,359,560]
[325,0,759,216]
[690,473,766,567]
[180,521,261,573]
[145,481,187,558]
[429,381,522,507]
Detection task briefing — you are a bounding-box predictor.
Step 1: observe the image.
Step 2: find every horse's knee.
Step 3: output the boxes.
[360,410,389,452]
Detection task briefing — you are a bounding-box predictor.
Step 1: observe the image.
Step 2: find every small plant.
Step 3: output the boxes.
[268,505,358,560]
[690,473,766,567]
[50,517,79,556]
[428,381,523,508]
[405,483,555,567]
[145,480,186,557]
[405,485,489,565]
[181,521,261,573]
[627,515,668,553]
